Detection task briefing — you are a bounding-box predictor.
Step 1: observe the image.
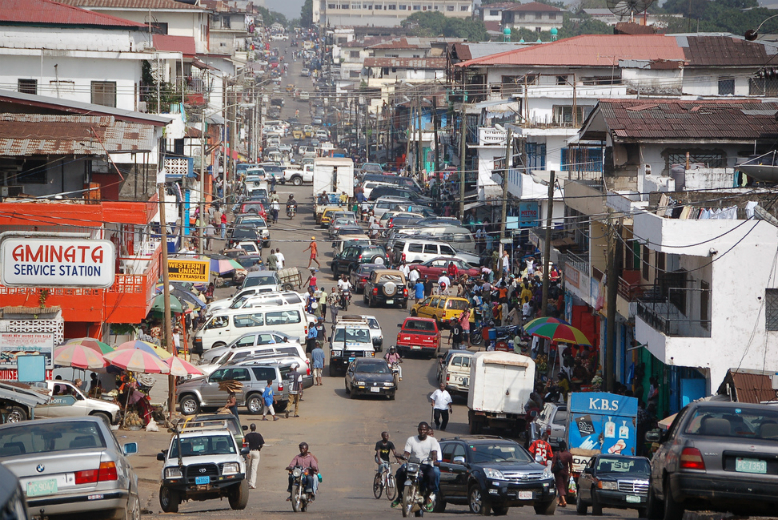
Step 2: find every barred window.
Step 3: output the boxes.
[766,289,778,331]
[667,152,725,168]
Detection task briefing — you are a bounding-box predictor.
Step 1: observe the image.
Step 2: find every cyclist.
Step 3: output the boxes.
[375,431,402,474]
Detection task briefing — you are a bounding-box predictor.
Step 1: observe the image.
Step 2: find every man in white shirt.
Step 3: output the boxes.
[437,274,451,296]
[275,249,285,269]
[429,382,453,431]
[398,261,410,279]
[408,267,420,285]
[391,422,438,509]
[337,274,352,292]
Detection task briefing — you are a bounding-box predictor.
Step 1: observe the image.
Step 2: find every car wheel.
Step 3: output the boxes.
[493,506,509,516]
[576,494,588,515]
[246,394,263,414]
[159,486,179,513]
[646,483,662,519]
[212,342,226,349]
[345,381,350,394]
[410,309,417,316]
[663,481,684,520]
[6,406,27,423]
[292,176,302,186]
[591,489,602,515]
[534,499,557,515]
[90,411,112,426]
[228,479,249,510]
[180,395,200,415]
[275,400,288,412]
[468,485,491,515]
[432,496,447,513]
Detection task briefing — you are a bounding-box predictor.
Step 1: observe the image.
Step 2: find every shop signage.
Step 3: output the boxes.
[1,238,115,288]
[0,333,54,370]
[168,259,210,283]
[519,201,539,228]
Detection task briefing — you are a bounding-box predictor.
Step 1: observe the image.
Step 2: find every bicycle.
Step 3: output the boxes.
[373,461,397,500]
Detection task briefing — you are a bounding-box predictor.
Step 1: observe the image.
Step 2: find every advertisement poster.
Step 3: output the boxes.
[567,392,637,456]
[0,333,55,369]
[167,259,210,283]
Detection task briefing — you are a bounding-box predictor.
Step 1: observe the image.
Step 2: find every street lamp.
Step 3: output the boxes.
[745,13,778,41]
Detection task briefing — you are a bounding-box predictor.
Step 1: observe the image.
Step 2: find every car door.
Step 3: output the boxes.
[449,443,470,497]
[438,442,457,496]
[202,368,230,404]
[423,243,438,261]
[420,297,438,319]
[38,382,87,419]
[651,407,688,500]
[229,368,252,405]
[439,244,456,257]
[233,335,257,349]
[578,457,596,503]
[345,361,355,390]
[434,297,448,321]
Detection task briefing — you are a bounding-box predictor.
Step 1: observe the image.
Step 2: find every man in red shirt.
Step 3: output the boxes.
[305,236,320,268]
[528,428,554,465]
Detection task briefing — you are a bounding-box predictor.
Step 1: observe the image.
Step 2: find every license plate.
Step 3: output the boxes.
[370,387,381,393]
[195,476,210,485]
[496,413,507,419]
[27,478,57,497]
[518,491,532,500]
[348,357,355,362]
[412,346,421,350]
[386,300,394,304]
[736,458,767,474]
[626,495,641,504]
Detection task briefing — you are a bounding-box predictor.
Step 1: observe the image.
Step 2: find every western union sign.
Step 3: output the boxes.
[168,259,210,282]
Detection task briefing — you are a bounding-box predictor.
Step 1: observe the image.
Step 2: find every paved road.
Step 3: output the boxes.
[129,39,639,519]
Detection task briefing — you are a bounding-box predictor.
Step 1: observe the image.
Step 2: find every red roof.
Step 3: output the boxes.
[153,34,196,57]
[484,21,501,33]
[505,1,563,11]
[56,0,206,10]
[0,0,147,27]
[457,34,685,68]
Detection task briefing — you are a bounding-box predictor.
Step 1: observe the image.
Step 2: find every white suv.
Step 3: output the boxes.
[358,314,384,352]
[329,316,375,376]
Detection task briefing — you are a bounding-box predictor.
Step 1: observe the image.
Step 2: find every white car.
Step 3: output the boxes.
[358,315,384,352]
[278,143,293,153]
[35,380,121,424]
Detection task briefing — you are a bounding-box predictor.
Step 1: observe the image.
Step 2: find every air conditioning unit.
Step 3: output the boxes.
[0,186,24,198]
[137,101,148,113]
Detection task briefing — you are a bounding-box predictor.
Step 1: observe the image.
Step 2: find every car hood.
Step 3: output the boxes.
[354,373,393,383]
[473,460,550,475]
[176,377,210,393]
[163,453,244,469]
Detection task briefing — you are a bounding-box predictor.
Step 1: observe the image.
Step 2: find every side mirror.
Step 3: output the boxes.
[452,456,466,465]
[122,442,138,456]
[156,451,167,461]
[583,467,593,475]
[242,425,249,431]
[645,429,661,443]
[397,324,402,328]
[240,447,251,456]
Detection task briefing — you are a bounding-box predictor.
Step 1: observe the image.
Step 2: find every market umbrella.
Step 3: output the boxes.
[209,257,243,275]
[166,356,204,377]
[115,340,173,360]
[150,293,184,314]
[53,344,107,370]
[104,349,170,374]
[523,317,569,330]
[65,337,114,355]
[171,288,204,311]
[525,321,592,346]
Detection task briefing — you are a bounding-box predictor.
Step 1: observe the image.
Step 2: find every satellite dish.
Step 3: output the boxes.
[606,0,655,21]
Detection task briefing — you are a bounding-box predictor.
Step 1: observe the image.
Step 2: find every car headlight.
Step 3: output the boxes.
[542,465,553,479]
[355,381,365,386]
[165,467,183,479]
[222,463,240,475]
[332,350,342,357]
[384,382,394,387]
[599,481,618,490]
[483,468,506,480]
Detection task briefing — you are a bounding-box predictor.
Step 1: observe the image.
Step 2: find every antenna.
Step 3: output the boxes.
[606,0,656,23]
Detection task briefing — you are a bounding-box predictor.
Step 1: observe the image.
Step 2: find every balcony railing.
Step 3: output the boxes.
[566,250,589,275]
[637,286,711,337]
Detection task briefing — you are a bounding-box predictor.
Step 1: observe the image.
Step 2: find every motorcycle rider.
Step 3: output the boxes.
[391,422,439,509]
[286,194,297,215]
[286,442,319,500]
[337,274,352,308]
[384,346,402,381]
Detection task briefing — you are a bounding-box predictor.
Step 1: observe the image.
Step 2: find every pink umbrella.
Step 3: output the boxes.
[167,356,204,377]
[54,344,107,370]
[104,349,170,374]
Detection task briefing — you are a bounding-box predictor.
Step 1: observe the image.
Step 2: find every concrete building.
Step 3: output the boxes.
[319,0,473,27]
[501,1,564,33]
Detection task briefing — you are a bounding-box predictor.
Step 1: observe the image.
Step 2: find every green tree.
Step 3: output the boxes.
[300,0,313,27]
[257,6,289,27]
[402,11,489,41]
[509,12,611,41]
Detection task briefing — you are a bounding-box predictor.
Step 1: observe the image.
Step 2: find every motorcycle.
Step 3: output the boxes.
[287,203,297,219]
[340,289,351,311]
[401,456,426,518]
[390,362,401,386]
[289,466,313,512]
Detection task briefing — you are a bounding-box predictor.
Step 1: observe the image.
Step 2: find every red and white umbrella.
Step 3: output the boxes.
[54,344,107,370]
[166,356,204,377]
[104,349,170,374]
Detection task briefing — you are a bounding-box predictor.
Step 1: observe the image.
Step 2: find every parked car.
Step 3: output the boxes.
[411,257,480,282]
[233,215,270,246]
[331,244,389,278]
[395,317,441,358]
[411,295,473,328]
[344,358,396,399]
[238,202,267,218]
[577,454,651,516]
[391,239,462,265]
[199,331,301,364]
[196,342,306,377]
[328,217,358,238]
[646,401,778,519]
[363,269,408,308]
[0,463,28,520]
[436,349,474,396]
[0,416,140,519]
[241,270,282,291]
[349,263,383,293]
[36,380,121,424]
[436,435,556,516]
[535,402,568,448]
[356,314,384,352]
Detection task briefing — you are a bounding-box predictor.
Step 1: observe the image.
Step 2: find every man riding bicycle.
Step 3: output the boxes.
[375,431,402,474]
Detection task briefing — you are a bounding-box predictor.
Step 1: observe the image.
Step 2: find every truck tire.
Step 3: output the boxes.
[228,480,249,510]
[179,395,200,415]
[246,394,263,414]
[591,489,602,515]
[534,498,557,515]
[663,481,684,520]
[291,175,303,186]
[159,486,179,513]
[468,484,491,515]
[6,406,27,423]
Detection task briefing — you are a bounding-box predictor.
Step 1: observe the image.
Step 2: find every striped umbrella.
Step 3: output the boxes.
[65,337,114,355]
[523,317,569,330]
[104,349,170,374]
[53,344,107,370]
[115,340,173,360]
[525,321,592,346]
[167,356,204,377]
[210,257,243,275]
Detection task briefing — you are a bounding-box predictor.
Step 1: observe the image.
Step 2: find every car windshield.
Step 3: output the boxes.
[469,443,532,464]
[244,274,278,287]
[596,458,650,475]
[170,434,236,457]
[447,299,469,311]
[333,328,371,344]
[683,407,778,439]
[339,228,363,235]
[358,362,389,374]
[403,319,436,333]
[0,421,106,456]
[366,318,380,329]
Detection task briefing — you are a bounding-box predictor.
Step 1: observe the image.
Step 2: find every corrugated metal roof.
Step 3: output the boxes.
[458,34,685,68]
[0,0,147,27]
[597,99,778,141]
[721,369,778,404]
[364,57,447,69]
[682,36,771,67]
[153,34,196,57]
[56,0,206,10]
[0,114,157,155]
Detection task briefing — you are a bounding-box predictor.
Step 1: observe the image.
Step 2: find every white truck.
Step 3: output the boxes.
[282,164,313,186]
[313,157,354,222]
[467,351,535,435]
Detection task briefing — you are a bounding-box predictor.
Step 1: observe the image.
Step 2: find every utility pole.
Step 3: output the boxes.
[500,129,513,241]
[432,94,439,179]
[221,83,227,206]
[540,170,555,317]
[365,102,370,162]
[416,93,422,179]
[605,210,621,392]
[458,105,467,219]
[198,106,206,255]
[157,184,174,417]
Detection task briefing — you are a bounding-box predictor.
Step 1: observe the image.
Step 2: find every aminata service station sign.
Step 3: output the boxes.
[1,238,116,288]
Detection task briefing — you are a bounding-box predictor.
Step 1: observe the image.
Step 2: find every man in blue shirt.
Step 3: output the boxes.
[415,279,425,301]
[262,380,278,421]
[311,343,325,386]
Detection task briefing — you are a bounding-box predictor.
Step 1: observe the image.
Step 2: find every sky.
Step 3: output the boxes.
[265,0,304,20]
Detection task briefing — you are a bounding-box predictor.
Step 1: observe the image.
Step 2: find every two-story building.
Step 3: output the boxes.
[320,0,473,27]
[501,1,564,33]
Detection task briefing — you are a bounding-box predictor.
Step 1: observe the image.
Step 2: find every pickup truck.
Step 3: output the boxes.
[282,164,313,186]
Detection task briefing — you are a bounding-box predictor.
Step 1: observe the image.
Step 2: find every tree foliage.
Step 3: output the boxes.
[402,11,489,41]
[658,0,778,34]
[257,6,289,28]
[508,12,611,42]
[300,0,313,27]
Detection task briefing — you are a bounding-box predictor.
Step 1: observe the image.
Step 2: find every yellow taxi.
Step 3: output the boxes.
[319,205,351,227]
[292,129,303,140]
[410,296,474,327]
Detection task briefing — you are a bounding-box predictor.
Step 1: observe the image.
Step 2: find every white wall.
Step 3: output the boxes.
[0,26,150,52]
[682,69,751,97]
[84,9,209,53]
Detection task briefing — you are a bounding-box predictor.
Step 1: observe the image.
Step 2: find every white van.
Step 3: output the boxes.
[396,225,477,254]
[197,343,307,376]
[391,238,460,264]
[194,305,308,351]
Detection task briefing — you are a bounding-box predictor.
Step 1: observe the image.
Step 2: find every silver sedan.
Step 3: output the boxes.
[0,416,140,520]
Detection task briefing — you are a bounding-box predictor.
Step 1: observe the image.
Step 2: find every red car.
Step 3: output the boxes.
[411,257,480,282]
[396,317,441,358]
[239,202,267,220]
[349,263,382,293]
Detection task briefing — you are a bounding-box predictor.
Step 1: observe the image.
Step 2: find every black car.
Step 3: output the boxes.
[344,358,395,399]
[363,269,408,309]
[331,244,389,278]
[577,455,650,516]
[228,226,261,249]
[436,436,557,516]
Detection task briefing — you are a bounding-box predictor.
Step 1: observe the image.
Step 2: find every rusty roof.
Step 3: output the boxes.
[0,0,147,27]
[680,35,772,67]
[0,114,157,155]
[593,99,778,141]
[56,0,207,10]
[504,1,563,11]
[153,34,196,56]
[364,57,447,69]
[719,369,778,404]
[458,34,685,68]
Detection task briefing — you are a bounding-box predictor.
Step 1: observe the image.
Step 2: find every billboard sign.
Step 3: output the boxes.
[1,238,115,288]
[0,333,55,369]
[168,259,210,283]
[519,201,539,228]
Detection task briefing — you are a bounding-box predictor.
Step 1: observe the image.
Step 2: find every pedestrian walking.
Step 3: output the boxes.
[276,248,285,269]
[551,441,573,507]
[528,428,554,465]
[288,363,304,417]
[220,212,227,239]
[262,380,278,421]
[305,236,321,268]
[267,249,278,270]
[429,382,453,431]
[318,287,328,320]
[328,287,339,326]
[244,423,265,489]
[311,343,325,386]
[204,221,216,251]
